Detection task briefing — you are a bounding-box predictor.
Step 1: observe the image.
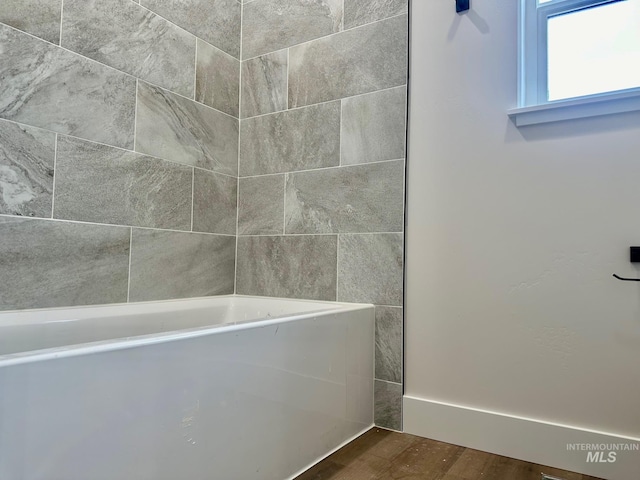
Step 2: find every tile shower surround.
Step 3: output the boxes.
[0,0,408,431]
[0,0,240,311]
[235,1,408,432]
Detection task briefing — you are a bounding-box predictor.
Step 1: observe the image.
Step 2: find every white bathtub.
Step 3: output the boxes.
[0,296,374,480]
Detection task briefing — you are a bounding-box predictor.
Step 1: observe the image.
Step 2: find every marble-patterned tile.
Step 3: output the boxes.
[0,25,136,149]
[129,229,235,302]
[61,0,196,98]
[0,0,62,44]
[242,0,342,60]
[289,14,408,108]
[238,175,284,235]
[54,136,192,230]
[374,380,402,431]
[196,40,240,117]
[0,120,55,218]
[344,0,408,29]
[135,82,238,176]
[285,160,405,234]
[338,233,403,305]
[0,217,129,311]
[239,101,340,176]
[341,87,407,165]
[241,50,288,119]
[236,235,337,301]
[375,306,402,384]
[192,169,237,235]
[140,0,241,58]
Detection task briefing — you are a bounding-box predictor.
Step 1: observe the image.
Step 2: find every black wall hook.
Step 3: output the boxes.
[456,0,470,13]
[613,247,640,281]
[613,274,640,282]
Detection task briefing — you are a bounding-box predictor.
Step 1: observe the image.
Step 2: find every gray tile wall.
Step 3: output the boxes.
[0,0,239,311]
[1,0,408,432]
[237,6,408,430]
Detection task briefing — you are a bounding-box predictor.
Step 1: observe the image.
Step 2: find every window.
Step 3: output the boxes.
[510,0,640,126]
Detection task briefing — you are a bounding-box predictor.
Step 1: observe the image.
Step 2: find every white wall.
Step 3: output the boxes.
[405,1,640,478]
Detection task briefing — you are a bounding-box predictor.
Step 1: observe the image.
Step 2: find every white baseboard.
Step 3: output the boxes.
[403,396,640,480]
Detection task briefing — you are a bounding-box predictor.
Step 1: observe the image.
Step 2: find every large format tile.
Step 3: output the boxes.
[375,307,402,384]
[0,217,129,310]
[241,50,288,119]
[192,169,237,235]
[0,25,136,149]
[239,102,340,176]
[341,87,407,165]
[54,136,192,230]
[238,175,284,235]
[285,161,405,234]
[236,235,337,300]
[135,82,238,176]
[374,380,402,431]
[0,0,62,44]
[344,0,408,29]
[129,229,235,302]
[242,0,342,60]
[61,0,196,97]
[196,40,240,117]
[289,15,408,108]
[140,0,241,58]
[0,120,55,218]
[338,233,403,305]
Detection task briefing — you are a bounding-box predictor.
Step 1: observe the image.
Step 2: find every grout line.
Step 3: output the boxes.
[58,0,64,46]
[239,0,244,67]
[190,168,195,232]
[240,11,408,63]
[282,174,286,235]
[126,228,133,302]
[238,231,403,237]
[234,176,240,294]
[239,158,405,179]
[236,171,286,179]
[193,39,198,101]
[339,99,343,166]
[336,234,340,301]
[375,379,403,387]
[235,0,243,295]
[188,165,237,179]
[238,2,244,120]
[242,83,407,121]
[286,48,290,110]
[133,79,139,152]
[50,134,58,219]
[0,213,237,237]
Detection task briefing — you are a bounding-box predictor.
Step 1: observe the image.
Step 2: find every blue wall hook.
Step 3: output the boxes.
[456,0,470,13]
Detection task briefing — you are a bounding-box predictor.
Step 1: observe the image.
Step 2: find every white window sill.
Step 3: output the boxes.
[508,88,640,127]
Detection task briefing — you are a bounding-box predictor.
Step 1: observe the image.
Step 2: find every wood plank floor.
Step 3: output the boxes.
[295,428,604,480]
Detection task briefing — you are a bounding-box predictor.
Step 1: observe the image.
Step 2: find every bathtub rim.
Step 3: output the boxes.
[0,295,374,367]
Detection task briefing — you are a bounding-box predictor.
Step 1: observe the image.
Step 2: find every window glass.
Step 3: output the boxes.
[547,0,640,101]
